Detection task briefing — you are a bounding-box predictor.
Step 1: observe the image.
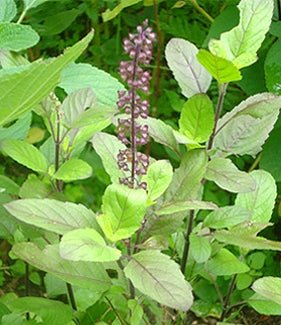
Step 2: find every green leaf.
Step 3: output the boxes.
[248,293,281,315]
[19,175,54,199]
[197,49,242,84]
[163,149,208,202]
[53,158,92,182]
[0,175,20,195]
[23,0,53,10]
[206,158,256,193]
[214,93,281,156]
[0,139,48,173]
[209,0,273,69]
[60,228,121,262]
[165,38,212,98]
[265,39,281,94]
[156,200,217,216]
[60,63,124,107]
[12,242,111,292]
[61,88,96,128]
[128,299,143,325]
[236,273,252,290]
[98,184,147,242]
[102,0,141,22]
[204,206,251,229]
[91,132,127,183]
[179,94,214,143]
[124,250,193,311]
[4,198,99,235]
[0,0,17,22]
[0,31,93,126]
[0,113,31,141]
[5,297,72,325]
[235,170,276,223]
[146,160,173,202]
[260,125,281,181]
[190,234,211,263]
[252,277,281,306]
[214,230,281,251]
[206,248,249,276]
[0,23,39,51]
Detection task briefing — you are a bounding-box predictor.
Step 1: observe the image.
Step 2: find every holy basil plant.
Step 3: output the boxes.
[1,0,281,323]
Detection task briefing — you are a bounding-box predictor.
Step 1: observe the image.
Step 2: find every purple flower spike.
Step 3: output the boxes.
[116,20,156,189]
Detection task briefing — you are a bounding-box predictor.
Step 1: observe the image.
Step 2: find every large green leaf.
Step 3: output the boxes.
[204,206,251,229]
[0,31,93,126]
[214,93,281,156]
[235,170,276,223]
[146,160,173,202]
[0,23,39,51]
[60,228,121,262]
[59,63,124,107]
[209,0,273,69]
[0,0,17,22]
[4,198,99,235]
[61,88,96,128]
[0,139,48,173]
[206,248,249,276]
[0,113,31,141]
[197,49,241,84]
[215,230,281,251]
[124,250,193,311]
[206,158,256,193]
[165,38,212,98]
[98,184,147,242]
[53,158,92,182]
[252,277,281,306]
[91,132,127,183]
[12,242,111,292]
[5,297,72,325]
[248,293,281,315]
[179,94,214,143]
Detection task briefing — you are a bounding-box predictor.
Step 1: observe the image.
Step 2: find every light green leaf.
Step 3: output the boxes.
[206,158,256,193]
[91,132,127,183]
[248,293,281,315]
[206,248,249,276]
[0,0,17,22]
[0,175,19,195]
[197,49,241,84]
[124,250,193,311]
[98,184,147,242]
[0,139,48,173]
[0,22,39,51]
[190,234,211,263]
[60,63,124,107]
[209,0,274,69]
[4,198,99,235]
[61,88,96,128]
[12,242,111,292]
[165,38,212,98]
[53,158,92,182]
[128,299,143,325]
[146,160,173,202]
[163,149,208,202]
[156,200,217,216]
[5,297,72,325]
[235,170,276,223]
[0,113,31,141]
[60,228,121,262]
[214,230,281,251]
[19,175,54,199]
[0,31,93,126]
[179,94,214,143]
[252,277,281,306]
[204,206,251,229]
[102,0,141,22]
[214,93,281,156]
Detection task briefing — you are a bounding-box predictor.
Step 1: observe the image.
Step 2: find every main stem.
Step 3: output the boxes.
[54,108,77,311]
[180,210,195,273]
[220,274,237,321]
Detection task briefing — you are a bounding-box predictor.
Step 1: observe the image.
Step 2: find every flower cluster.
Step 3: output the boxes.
[117,20,156,189]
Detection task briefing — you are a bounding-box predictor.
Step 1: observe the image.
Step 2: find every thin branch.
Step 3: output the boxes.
[17,10,27,24]
[105,297,127,325]
[180,210,195,273]
[189,0,214,23]
[220,274,237,321]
